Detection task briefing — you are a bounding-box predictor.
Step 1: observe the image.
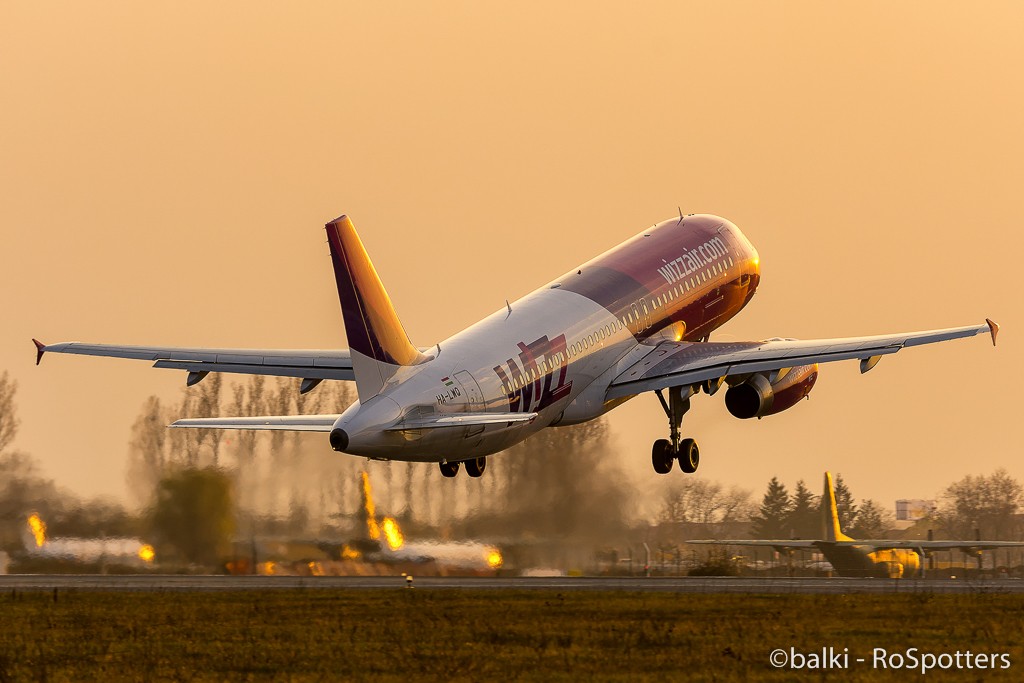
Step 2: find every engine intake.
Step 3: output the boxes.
[725,364,818,419]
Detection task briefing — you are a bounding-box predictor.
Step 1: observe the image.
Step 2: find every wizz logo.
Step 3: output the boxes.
[493,334,572,413]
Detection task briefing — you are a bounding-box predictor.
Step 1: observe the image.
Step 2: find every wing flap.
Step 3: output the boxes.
[608,322,994,399]
[153,361,354,381]
[169,415,341,432]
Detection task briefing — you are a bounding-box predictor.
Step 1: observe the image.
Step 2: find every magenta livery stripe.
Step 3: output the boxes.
[558,216,751,343]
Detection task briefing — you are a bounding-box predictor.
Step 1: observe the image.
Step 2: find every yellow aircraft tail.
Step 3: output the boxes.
[822,472,853,542]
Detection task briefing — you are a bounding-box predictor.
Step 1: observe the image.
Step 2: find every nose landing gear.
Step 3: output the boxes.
[651,386,701,475]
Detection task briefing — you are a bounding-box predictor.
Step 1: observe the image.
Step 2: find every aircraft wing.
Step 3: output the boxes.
[33,340,354,385]
[170,415,342,431]
[852,540,1024,552]
[688,539,818,550]
[607,320,997,399]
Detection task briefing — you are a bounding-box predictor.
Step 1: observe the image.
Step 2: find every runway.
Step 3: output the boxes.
[2,574,1022,594]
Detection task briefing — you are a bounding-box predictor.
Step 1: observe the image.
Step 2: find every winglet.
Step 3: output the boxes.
[986,318,999,346]
[32,339,46,365]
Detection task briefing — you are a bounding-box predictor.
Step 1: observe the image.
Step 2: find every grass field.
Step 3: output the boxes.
[2,589,1023,681]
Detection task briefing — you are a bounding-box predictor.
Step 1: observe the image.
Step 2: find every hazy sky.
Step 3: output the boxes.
[2,3,1021,512]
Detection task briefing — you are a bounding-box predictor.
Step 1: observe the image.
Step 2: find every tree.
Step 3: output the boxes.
[751,477,792,539]
[787,480,819,539]
[938,469,1024,540]
[0,371,19,454]
[149,468,235,566]
[455,418,635,543]
[849,499,892,538]
[0,450,63,551]
[832,474,857,532]
[661,479,753,531]
[126,396,172,503]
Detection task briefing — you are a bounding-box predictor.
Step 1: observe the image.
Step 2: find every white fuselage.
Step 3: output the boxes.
[333,214,761,462]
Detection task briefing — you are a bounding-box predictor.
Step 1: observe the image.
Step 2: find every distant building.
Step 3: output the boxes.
[896,499,936,521]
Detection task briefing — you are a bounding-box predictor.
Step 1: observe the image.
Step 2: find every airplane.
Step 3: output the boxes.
[690,472,1024,578]
[21,513,155,567]
[351,470,503,571]
[33,213,999,478]
[240,471,503,575]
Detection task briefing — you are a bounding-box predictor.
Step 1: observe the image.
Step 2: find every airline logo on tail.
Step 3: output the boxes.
[325,215,426,400]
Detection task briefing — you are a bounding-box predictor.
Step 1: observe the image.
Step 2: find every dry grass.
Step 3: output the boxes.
[1,589,1022,681]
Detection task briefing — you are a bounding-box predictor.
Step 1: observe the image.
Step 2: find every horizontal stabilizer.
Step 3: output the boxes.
[169,415,341,432]
[387,412,537,430]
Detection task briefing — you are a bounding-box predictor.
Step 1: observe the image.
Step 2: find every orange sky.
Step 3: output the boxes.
[1,3,1021,512]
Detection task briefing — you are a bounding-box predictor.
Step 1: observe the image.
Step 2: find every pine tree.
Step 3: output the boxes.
[849,499,889,538]
[832,474,858,532]
[787,479,819,539]
[751,477,792,539]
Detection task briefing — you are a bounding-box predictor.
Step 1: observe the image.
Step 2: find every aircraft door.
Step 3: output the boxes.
[454,371,485,438]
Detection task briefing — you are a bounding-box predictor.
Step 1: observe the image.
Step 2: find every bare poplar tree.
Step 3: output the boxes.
[126,396,178,505]
[938,470,1024,540]
[0,371,19,455]
[662,479,753,532]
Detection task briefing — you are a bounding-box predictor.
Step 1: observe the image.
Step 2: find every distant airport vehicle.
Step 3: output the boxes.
[690,473,1024,578]
[34,214,998,477]
[21,513,155,567]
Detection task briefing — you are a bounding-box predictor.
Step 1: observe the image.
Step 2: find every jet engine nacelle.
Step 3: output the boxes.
[724,364,819,419]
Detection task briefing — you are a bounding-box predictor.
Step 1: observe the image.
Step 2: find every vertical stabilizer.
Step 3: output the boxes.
[326,215,426,401]
[822,472,853,542]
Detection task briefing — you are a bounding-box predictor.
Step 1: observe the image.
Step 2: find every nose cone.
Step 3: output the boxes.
[329,428,349,452]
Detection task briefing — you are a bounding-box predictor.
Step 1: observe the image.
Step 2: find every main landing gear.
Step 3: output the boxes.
[651,385,700,474]
[439,456,487,478]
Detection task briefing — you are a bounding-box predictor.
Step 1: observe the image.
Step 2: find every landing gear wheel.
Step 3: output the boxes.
[439,461,460,478]
[678,438,699,474]
[651,439,674,474]
[465,456,487,478]
[653,386,696,476]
